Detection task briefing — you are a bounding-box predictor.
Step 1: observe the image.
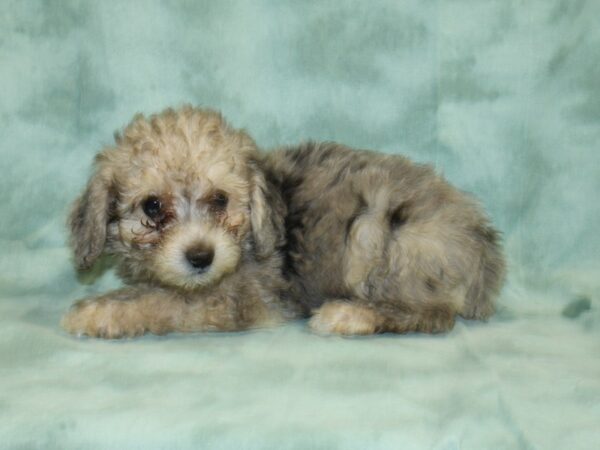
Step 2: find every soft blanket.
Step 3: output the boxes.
[1,1,598,449]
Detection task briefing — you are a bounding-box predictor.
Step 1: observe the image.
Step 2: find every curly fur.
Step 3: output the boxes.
[62,106,505,338]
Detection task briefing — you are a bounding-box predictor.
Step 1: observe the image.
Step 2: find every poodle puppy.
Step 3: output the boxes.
[62,106,505,338]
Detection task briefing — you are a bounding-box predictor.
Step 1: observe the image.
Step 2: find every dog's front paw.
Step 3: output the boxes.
[61,298,145,339]
[308,301,381,336]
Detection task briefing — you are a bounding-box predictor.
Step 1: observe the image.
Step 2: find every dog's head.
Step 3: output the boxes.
[69,106,283,290]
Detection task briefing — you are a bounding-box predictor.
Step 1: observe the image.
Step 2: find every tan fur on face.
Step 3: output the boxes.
[151,223,241,289]
[71,106,272,289]
[64,106,504,339]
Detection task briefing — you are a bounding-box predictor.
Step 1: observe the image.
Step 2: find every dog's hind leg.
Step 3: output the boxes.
[308,300,384,335]
[308,300,456,336]
[383,302,456,334]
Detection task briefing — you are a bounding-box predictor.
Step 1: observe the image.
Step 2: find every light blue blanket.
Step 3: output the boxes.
[1,1,598,449]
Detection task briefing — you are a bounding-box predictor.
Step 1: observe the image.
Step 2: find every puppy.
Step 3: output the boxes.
[62,106,505,338]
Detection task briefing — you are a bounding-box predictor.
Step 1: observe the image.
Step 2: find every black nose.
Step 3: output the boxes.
[185,246,214,271]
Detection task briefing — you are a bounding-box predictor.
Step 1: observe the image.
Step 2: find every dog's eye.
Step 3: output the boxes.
[142,196,162,218]
[210,191,229,211]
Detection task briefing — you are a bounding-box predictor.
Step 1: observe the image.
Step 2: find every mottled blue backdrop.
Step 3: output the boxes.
[1,1,598,449]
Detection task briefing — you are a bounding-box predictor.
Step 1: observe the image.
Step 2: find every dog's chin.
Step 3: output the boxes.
[156,268,227,291]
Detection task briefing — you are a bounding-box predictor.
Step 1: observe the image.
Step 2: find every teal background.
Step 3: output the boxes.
[0,1,598,449]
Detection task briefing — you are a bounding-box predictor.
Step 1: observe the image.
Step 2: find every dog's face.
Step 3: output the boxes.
[69,107,280,290]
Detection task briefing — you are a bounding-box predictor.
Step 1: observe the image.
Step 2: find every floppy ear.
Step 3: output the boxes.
[68,160,115,271]
[249,161,286,259]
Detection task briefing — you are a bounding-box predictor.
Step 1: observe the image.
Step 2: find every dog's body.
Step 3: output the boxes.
[62,106,505,338]
[263,143,505,334]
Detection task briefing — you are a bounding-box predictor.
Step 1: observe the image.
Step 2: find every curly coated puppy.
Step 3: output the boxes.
[62,106,505,338]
